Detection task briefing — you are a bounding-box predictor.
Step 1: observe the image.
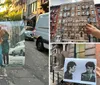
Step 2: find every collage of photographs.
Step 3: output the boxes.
[0,0,100,85]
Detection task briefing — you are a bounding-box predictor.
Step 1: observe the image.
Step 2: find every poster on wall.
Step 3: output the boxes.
[0,21,25,66]
[63,58,96,85]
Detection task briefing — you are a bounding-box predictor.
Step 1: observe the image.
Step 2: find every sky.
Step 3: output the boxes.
[50,0,100,6]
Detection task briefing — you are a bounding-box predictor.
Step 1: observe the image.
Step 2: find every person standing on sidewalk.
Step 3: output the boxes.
[1,30,9,65]
[0,26,5,66]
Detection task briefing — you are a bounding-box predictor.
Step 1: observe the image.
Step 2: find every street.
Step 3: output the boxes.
[0,40,49,85]
[25,40,49,85]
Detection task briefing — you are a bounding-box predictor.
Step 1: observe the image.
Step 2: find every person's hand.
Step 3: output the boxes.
[85,24,97,34]
[85,24,100,38]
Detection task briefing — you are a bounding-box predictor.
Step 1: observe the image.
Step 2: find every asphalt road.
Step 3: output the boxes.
[25,40,49,85]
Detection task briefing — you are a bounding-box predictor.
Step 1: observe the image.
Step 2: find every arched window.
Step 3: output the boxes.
[68,32,70,37]
[80,31,83,37]
[65,44,67,51]
[54,56,56,63]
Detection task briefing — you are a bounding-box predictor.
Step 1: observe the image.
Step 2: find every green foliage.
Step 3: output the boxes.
[0,10,22,21]
[0,11,7,21]
[4,0,12,7]
[7,11,22,21]
[0,0,24,21]
[0,0,12,8]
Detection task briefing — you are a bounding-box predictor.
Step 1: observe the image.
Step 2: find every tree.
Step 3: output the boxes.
[41,1,49,12]
[0,0,26,21]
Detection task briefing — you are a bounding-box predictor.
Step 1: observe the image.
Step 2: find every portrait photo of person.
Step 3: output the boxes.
[64,58,96,85]
[64,61,76,79]
[81,61,95,82]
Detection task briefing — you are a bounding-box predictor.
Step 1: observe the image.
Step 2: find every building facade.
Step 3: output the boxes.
[50,6,60,41]
[95,4,100,27]
[24,0,48,28]
[50,43,100,85]
[51,0,98,42]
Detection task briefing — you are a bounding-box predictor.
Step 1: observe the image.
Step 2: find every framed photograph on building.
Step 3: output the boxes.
[63,58,96,85]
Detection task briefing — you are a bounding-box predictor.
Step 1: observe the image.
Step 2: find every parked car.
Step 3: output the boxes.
[24,26,35,41]
[9,40,25,56]
[35,13,49,51]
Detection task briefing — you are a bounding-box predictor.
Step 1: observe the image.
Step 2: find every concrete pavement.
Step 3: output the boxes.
[0,66,44,85]
[0,40,48,85]
[25,41,49,85]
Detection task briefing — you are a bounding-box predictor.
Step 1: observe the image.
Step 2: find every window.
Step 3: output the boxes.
[63,19,65,23]
[77,11,80,15]
[51,27,54,31]
[64,13,66,17]
[52,10,54,12]
[82,11,84,15]
[60,12,62,17]
[99,14,100,18]
[90,5,93,8]
[98,8,100,12]
[67,6,70,10]
[59,19,61,23]
[72,7,74,10]
[86,5,88,8]
[28,4,32,16]
[86,11,89,15]
[32,1,37,12]
[78,5,80,10]
[91,10,94,14]
[71,12,74,16]
[93,18,96,22]
[67,12,70,16]
[87,18,90,22]
[50,10,52,13]
[82,6,84,9]
[60,8,63,11]
[64,6,67,10]
[68,32,70,37]
[56,9,58,12]
[80,32,83,37]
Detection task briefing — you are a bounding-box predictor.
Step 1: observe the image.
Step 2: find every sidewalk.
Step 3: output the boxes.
[50,71,63,85]
[0,66,44,85]
[0,67,9,85]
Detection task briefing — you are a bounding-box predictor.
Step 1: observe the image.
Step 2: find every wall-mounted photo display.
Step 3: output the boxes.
[64,58,96,85]
[50,0,100,43]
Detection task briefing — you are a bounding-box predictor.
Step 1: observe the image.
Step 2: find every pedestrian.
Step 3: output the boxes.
[64,61,76,79]
[0,26,5,66]
[1,30,9,65]
[85,23,100,38]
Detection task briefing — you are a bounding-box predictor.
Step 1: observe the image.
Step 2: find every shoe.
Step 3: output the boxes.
[1,65,5,67]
